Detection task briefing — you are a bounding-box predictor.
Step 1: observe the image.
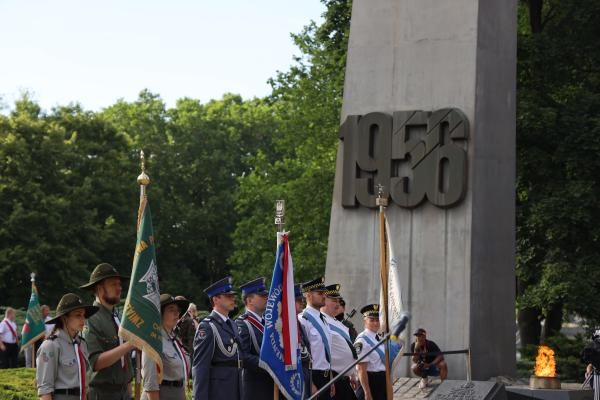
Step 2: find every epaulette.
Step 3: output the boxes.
[47,334,58,340]
[237,314,249,320]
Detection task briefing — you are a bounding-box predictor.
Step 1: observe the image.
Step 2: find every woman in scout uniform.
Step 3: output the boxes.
[141,294,191,400]
[354,304,386,400]
[36,293,98,400]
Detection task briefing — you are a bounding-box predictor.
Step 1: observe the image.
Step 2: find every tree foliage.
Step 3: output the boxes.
[516,0,600,345]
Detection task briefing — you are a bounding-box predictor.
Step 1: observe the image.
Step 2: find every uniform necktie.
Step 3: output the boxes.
[375,333,381,341]
[74,341,86,400]
[172,337,189,386]
[111,311,126,369]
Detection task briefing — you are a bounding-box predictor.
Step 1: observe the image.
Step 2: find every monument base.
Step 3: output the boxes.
[393,379,507,400]
[506,386,593,400]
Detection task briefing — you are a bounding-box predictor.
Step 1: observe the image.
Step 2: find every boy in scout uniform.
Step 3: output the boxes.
[141,294,191,400]
[192,276,242,400]
[81,263,135,400]
[354,304,386,400]
[235,277,273,400]
[36,293,98,400]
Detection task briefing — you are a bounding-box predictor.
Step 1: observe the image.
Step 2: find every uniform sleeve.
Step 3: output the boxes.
[235,319,259,372]
[192,321,214,400]
[36,340,59,396]
[83,318,103,368]
[141,350,160,392]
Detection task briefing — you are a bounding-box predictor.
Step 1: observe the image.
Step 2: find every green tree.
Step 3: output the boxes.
[0,97,135,306]
[230,0,352,284]
[516,0,600,347]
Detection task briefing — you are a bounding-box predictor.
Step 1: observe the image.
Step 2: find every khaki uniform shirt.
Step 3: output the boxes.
[36,329,91,397]
[83,302,133,387]
[141,328,190,400]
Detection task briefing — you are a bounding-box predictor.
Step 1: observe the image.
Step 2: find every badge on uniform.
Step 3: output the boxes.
[198,328,207,340]
[354,342,363,355]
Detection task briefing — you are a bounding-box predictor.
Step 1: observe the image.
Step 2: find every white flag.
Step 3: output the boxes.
[380,218,407,373]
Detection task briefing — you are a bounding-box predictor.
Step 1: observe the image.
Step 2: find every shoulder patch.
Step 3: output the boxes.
[197,328,207,340]
[354,342,363,355]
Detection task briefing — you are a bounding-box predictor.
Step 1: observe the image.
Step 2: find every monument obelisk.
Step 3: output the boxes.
[325,0,516,379]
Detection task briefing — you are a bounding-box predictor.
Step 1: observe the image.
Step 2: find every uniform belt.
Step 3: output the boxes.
[312,369,331,378]
[211,360,243,368]
[161,380,184,387]
[54,388,80,395]
[367,371,386,377]
[89,383,128,391]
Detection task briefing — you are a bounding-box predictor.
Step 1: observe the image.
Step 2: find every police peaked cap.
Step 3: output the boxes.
[204,276,237,298]
[324,283,342,299]
[239,277,268,296]
[301,277,327,293]
[360,304,380,318]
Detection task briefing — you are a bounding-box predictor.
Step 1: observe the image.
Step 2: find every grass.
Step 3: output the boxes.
[0,368,37,400]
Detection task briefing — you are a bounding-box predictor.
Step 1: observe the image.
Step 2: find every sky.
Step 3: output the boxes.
[0,0,325,111]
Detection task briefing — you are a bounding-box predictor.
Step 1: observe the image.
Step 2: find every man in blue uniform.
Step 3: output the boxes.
[192,277,242,400]
[235,277,273,400]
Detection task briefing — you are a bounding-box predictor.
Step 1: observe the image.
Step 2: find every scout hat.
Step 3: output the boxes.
[324,283,342,299]
[301,277,327,293]
[204,276,237,299]
[360,304,380,318]
[239,277,268,297]
[160,294,190,317]
[294,284,303,300]
[46,293,98,324]
[80,263,129,289]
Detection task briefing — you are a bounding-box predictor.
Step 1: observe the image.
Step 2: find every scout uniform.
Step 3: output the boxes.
[354,304,386,400]
[298,277,333,400]
[192,277,242,400]
[36,293,98,400]
[141,294,191,400]
[80,263,134,400]
[322,284,357,400]
[235,277,273,400]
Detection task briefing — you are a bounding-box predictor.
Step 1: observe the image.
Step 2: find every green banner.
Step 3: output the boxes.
[21,282,46,351]
[119,194,163,379]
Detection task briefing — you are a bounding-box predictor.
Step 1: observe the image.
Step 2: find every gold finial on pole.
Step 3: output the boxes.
[137,150,150,186]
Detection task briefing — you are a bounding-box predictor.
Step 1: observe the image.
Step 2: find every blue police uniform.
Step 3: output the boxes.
[235,277,273,400]
[192,277,242,400]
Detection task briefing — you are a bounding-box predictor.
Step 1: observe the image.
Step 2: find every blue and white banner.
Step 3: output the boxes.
[259,232,304,400]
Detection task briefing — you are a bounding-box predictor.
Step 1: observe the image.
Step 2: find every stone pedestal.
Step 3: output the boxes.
[325,0,517,379]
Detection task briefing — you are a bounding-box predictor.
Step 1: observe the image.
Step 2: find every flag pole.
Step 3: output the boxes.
[376,185,393,399]
[134,150,150,400]
[272,199,285,400]
[31,272,37,370]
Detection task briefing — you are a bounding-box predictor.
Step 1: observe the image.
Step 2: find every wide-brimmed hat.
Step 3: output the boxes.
[46,293,98,324]
[80,263,129,289]
[160,294,190,317]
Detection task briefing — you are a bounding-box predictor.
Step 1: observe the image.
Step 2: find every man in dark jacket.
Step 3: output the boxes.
[235,277,273,400]
[192,277,242,400]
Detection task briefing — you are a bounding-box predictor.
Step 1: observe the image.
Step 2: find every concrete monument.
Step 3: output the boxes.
[326,0,517,379]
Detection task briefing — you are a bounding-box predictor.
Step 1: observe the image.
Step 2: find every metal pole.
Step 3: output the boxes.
[376,185,393,399]
[273,200,285,400]
[467,348,472,382]
[135,349,141,400]
[309,333,394,400]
